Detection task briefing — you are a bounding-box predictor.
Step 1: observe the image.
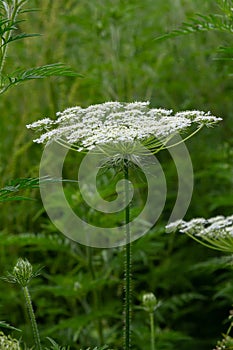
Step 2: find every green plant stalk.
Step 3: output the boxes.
[0,0,21,83]
[124,160,131,350]
[22,286,42,350]
[149,312,155,350]
[226,317,233,336]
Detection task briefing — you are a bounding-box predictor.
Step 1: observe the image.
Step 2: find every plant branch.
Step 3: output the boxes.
[150,312,155,350]
[23,286,42,350]
[0,0,28,83]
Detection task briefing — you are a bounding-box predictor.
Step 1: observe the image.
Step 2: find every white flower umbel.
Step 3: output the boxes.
[27,101,222,154]
[166,215,233,252]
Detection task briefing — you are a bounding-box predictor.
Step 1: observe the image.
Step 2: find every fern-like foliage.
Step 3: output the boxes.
[1,63,81,94]
[0,0,81,95]
[155,0,233,76]
[45,337,70,350]
[0,17,40,47]
[0,176,61,202]
[155,0,233,41]
[191,255,233,273]
[80,346,114,350]
[45,338,113,350]
[161,292,205,313]
[0,177,40,202]
[156,13,233,41]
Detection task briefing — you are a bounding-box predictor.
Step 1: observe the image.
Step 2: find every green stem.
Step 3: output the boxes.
[0,0,26,85]
[150,312,155,350]
[0,3,16,83]
[124,160,131,350]
[22,286,42,350]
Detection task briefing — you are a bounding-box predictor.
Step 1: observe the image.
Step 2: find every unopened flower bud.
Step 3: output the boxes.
[74,281,82,291]
[142,292,157,313]
[12,258,34,287]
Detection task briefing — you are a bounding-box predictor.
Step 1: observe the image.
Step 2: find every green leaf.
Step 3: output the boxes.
[44,337,112,350]
[45,337,70,350]
[13,63,81,78]
[5,32,41,46]
[0,178,38,202]
[43,307,120,337]
[191,255,233,273]
[162,292,205,313]
[0,19,26,42]
[0,321,21,332]
[80,346,113,350]
[155,13,233,42]
[0,232,77,256]
[1,63,82,93]
[0,176,62,202]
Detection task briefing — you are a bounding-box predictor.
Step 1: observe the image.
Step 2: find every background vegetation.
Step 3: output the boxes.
[0,0,233,349]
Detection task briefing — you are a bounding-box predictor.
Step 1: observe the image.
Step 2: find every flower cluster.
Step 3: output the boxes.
[26,101,221,153]
[214,334,233,350]
[0,331,21,350]
[166,215,233,252]
[166,215,233,237]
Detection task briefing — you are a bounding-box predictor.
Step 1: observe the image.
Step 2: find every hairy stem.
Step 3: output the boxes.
[124,160,131,350]
[150,312,155,350]
[22,286,42,350]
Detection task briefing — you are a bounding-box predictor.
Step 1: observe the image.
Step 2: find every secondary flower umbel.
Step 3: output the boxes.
[166,215,233,252]
[26,101,221,153]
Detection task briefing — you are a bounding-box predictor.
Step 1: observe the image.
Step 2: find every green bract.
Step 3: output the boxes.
[4,258,40,287]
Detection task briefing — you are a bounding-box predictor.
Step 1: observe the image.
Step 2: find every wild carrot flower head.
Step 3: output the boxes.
[166,215,233,252]
[26,101,221,154]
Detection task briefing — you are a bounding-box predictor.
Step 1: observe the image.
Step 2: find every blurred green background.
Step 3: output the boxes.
[0,0,233,349]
